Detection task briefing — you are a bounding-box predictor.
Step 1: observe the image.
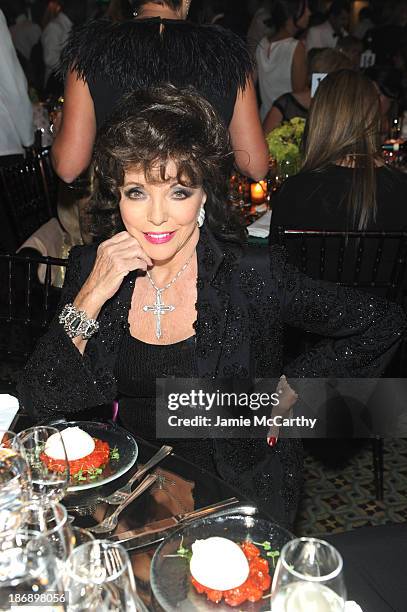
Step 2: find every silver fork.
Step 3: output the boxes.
[99,445,173,505]
[89,473,158,535]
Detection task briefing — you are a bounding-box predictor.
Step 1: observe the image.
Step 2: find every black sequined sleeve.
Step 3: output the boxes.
[17,247,115,422]
[269,245,407,377]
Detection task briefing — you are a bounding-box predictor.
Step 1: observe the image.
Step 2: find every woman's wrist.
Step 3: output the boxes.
[73,290,103,320]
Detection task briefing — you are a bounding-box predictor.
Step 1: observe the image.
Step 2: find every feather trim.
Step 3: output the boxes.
[59,18,253,93]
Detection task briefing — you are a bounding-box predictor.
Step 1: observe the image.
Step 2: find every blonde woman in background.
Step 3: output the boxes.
[270,69,407,288]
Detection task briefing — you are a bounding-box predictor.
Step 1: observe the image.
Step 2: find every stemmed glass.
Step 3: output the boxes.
[17,427,70,502]
[65,541,138,611]
[22,502,74,568]
[0,431,31,538]
[272,537,347,612]
[0,530,64,610]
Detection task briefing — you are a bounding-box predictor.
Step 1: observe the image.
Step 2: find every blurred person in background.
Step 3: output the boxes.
[365,65,402,141]
[51,0,269,184]
[394,42,407,112]
[306,0,327,27]
[256,0,311,120]
[263,47,353,133]
[336,35,363,69]
[247,0,273,56]
[42,0,85,96]
[364,0,407,65]
[1,0,43,94]
[0,8,34,166]
[353,5,374,40]
[41,0,62,28]
[8,0,42,63]
[92,0,133,21]
[196,0,251,37]
[306,0,350,51]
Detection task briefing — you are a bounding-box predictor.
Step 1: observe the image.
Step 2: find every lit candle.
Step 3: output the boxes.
[250,181,267,204]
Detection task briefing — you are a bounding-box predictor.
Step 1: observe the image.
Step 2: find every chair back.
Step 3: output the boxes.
[0,149,58,251]
[277,228,407,303]
[0,252,67,376]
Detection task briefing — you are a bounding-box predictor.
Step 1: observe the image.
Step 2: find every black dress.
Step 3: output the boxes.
[272,93,308,122]
[115,332,216,473]
[60,17,252,127]
[18,226,407,527]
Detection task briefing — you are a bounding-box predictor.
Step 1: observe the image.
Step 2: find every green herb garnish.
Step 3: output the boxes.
[73,469,87,482]
[110,446,120,461]
[253,541,280,567]
[87,467,103,480]
[164,536,193,560]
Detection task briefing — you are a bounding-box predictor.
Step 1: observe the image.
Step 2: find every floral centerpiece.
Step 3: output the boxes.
[266,117,305,178]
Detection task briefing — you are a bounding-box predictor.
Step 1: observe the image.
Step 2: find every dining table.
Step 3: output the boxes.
[11,411,407,612]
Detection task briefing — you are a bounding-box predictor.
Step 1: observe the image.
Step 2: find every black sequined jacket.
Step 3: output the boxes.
[18,227,407,525]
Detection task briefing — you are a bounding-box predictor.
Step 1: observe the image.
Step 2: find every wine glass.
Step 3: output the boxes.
[70,526,95,549]
[0,431,31,538]
[0,530,64,610]
[22,501,74,568]
[65,541,138,612]
[272,537,347,612]
[17,427,69,502]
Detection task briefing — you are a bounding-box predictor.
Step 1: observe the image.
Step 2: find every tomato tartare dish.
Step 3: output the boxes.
[40,426,111,478]
[189,538,272,607]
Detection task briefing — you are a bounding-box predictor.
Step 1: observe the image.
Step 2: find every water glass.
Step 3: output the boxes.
[0,530,64,610]
[65,541,138,611]
[17,427,69,502]
[22,502,74,566]
[0,431,31,537]
[272,537,347,612]
[70,526,95,549]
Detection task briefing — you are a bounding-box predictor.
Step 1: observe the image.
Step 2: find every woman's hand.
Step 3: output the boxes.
[267,375,299,447]
[74,232,152,318]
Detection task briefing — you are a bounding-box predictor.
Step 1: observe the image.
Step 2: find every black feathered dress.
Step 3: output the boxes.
[60,17,253,127]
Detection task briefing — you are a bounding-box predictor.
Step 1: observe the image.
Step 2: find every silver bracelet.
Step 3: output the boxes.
[59,303,99,340]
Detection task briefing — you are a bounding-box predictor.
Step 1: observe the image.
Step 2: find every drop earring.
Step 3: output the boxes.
[197,206,205,228]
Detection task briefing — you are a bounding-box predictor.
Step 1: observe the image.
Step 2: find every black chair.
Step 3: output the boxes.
[0,149,59,251]
[276,228,407,301]
[0,252,67,393]
[276,228,407,500]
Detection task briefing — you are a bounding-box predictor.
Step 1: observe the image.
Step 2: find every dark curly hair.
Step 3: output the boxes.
[129,1,183,12]
[91,85,246,243]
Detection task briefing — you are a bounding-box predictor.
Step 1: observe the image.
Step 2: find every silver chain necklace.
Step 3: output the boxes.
[143,252,194,339]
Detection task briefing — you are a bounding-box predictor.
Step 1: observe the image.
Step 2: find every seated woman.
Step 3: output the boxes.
[19,86,406,527]
[270,69,407,291]
[263,48,353,134]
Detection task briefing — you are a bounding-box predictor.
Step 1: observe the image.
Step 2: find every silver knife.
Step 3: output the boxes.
[109,497,245,551]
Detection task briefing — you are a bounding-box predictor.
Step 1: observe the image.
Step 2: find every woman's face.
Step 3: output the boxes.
[296,2,311,30]
[119,161,206,262]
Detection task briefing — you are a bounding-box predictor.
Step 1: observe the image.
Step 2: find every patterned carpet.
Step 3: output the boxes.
[295,438,407,536]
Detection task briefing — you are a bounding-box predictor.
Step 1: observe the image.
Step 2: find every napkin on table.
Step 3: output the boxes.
[247,210,272,239]
[0,394,19,434]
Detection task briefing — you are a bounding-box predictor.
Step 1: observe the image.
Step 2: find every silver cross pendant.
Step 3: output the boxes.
[143,289,175,339]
